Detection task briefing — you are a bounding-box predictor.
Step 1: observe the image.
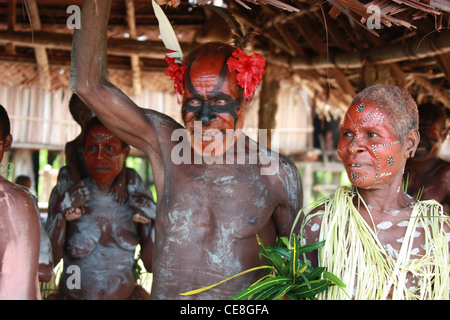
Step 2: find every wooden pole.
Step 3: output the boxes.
[258,63,282,148]
[126,0,142,96]
[270,29,450,70]
[25,0,52,91]
[0,30,195,59]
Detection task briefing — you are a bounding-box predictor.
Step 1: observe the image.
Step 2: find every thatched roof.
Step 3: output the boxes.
[0,0,449,113]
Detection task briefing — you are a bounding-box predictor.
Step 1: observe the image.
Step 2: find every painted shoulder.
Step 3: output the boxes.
[0,178,38,218]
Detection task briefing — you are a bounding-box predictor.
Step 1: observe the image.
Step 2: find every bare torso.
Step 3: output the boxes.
[302,189,449,299]
[46,167,154,300]
[146,111,301,299]
[58,177,138,299]
[153,163,279,299]
[0,177,41,299]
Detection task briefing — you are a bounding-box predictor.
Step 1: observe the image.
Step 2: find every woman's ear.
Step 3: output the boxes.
[404,128,420,158]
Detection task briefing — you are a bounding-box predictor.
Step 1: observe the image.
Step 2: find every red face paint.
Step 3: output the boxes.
[182,52,245,156]
[84,125,126,186]
[337,100,404,188]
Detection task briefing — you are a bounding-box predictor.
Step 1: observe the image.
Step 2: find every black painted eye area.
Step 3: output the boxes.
[183,54,244,127]
[186,98,202,108]
[213,99,228,106]
[185,97,230,109]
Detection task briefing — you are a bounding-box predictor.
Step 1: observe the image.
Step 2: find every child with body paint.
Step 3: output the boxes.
[45,117,155,300]
[300,85,450,300]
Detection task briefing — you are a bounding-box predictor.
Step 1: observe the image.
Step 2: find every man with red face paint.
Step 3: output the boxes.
[45,118,155,299]
[405,103,449,215]
[300,85,450,299]
[0,104,41,299]
[70,1,302,299]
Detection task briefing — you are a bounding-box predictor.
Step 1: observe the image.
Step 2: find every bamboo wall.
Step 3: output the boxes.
[0,84,78,150]
[0,82,316,205]
[0,82,313,153]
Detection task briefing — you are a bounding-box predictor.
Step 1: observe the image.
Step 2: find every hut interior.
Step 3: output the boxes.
[0,0,449,207]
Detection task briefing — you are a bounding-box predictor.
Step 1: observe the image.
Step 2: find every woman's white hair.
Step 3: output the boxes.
[351,84,418,140]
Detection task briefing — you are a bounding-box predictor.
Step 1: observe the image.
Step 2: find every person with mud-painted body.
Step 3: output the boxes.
[300,86,449,299]
[70,0,302,299]
[45,117,155,299]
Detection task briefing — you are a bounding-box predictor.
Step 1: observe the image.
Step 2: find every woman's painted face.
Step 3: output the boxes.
[337,100,405,189]
[182,53,245,157]
[84,125,126,185]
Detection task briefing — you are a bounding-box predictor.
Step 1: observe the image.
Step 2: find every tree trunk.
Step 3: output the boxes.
[258,63,281,149]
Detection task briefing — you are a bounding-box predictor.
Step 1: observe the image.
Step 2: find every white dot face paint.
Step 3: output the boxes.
[337,101,405,188]
[84,125,127,185]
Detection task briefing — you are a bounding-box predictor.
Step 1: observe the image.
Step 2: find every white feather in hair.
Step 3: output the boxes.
[152,0,183,62]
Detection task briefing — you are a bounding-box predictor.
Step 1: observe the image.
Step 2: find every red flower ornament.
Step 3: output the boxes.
[165,50,186,102]
[227,48,266,99]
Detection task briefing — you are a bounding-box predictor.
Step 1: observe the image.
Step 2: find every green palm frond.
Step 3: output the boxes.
[180,233,344,300]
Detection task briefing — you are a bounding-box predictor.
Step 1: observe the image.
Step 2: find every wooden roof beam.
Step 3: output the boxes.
[273,23,304,56]
[409,74,450,108]
[435,52,450,82]
[296,17,355,97]
[0,30,197,59]
[318,10,354,53]
[270,29,450,70]
[6,0,16,55]
[25,0,52,91]
[126,0,142,95]
[230,11,297,55]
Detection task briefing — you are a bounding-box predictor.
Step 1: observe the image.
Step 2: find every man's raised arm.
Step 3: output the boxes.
[69,0,157,156]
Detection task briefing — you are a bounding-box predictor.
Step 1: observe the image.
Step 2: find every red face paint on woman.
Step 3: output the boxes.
[84,125,127,187]
[337,100,405,189]
[182,52,246,157]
